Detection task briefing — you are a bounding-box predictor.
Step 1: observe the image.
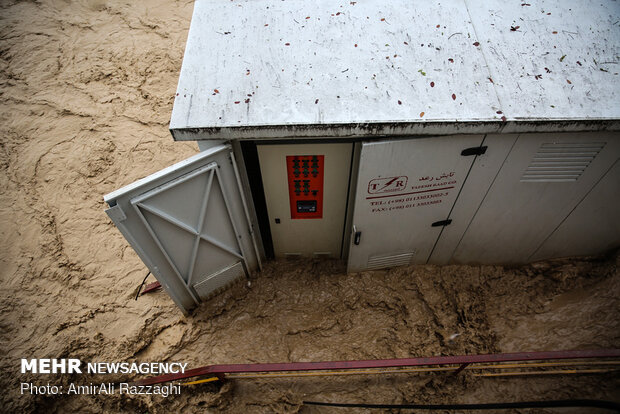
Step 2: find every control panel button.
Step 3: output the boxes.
[286,155,324,219]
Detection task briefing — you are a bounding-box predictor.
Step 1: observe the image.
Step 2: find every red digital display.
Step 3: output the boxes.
[286,155,324,219]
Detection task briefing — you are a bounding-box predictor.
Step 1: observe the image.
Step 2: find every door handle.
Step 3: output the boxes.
[431,219,452,227]
[353,225,361,245]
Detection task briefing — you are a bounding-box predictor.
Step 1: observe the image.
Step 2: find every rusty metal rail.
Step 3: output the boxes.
[132,349,620,386]
[141,281,161,295]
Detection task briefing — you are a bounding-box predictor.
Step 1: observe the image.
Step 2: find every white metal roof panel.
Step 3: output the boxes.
[170,0,620,139]
[469,0,620,120]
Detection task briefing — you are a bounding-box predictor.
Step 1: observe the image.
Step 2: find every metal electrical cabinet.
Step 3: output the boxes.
[103,0,620,313]
[530,158,620,261]
[347,132,620,271]
[257,143,352,259]
[440,132,620,265]
[347,135,484,271]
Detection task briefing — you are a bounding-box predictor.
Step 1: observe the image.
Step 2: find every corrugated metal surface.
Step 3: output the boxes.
[193,261,245,300]
[520,142,605,182]
[366,252,415,270]
[170,0,620,140]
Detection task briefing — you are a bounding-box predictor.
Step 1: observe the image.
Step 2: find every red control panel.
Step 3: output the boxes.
[286,155,324,219]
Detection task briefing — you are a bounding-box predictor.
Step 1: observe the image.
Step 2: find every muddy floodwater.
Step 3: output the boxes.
[0,1,618,413]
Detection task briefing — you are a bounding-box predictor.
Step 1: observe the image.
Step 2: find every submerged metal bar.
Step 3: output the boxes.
[473,368,620,377]
[132,349,620,386]
[217,361,620,380]
[453,363,469,375]
[141,281,162,295]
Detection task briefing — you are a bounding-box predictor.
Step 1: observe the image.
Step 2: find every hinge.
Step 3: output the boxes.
[461,146,487,156]
[431,219,452,227]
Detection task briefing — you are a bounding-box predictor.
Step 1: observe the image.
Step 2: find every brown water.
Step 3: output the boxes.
[0,1,618,412]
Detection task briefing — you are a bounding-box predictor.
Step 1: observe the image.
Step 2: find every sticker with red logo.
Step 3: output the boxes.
[367,176,408,194]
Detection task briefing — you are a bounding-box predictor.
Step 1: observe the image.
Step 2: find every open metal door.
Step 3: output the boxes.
[347,135,484,272]
[104,145,261,314]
